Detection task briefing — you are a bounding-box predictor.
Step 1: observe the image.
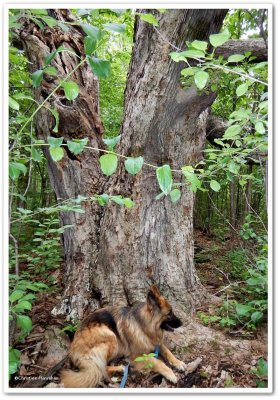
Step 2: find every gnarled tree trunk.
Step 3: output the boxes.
[18,9,106,320]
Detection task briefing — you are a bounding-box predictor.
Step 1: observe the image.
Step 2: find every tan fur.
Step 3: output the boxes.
[61,285,185,387]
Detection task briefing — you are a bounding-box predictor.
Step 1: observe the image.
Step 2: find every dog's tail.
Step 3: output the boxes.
[61,348,107,388]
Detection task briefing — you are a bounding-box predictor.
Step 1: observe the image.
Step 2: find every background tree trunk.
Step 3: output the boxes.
[94,10,227,318]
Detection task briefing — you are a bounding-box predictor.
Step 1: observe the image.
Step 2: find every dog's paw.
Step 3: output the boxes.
[173,360,187,372]
[165,371,178,384]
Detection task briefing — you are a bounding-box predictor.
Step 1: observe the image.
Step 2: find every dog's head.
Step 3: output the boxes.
[147,285,182,332]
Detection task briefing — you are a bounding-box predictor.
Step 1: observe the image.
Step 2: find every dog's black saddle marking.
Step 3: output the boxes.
[81,309,120,338]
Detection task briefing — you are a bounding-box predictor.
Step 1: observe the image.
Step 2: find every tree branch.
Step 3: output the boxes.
[216,39,267,63]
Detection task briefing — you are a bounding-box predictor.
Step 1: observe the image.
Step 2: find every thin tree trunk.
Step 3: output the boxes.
[244,164,253,215]
[230,179,236,229]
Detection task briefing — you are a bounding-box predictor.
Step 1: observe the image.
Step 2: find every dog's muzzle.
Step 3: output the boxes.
[160,313,182,332]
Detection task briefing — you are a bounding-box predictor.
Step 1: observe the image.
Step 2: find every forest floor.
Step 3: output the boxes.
[11,229,268,389]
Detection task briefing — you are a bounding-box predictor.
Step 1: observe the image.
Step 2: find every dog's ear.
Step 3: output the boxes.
[149,284,162,297]
[147,285,161,310]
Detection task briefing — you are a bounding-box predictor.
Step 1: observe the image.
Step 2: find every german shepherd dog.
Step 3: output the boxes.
[61,285,186,387]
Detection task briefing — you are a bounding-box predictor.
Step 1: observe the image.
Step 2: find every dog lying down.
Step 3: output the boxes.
[61,285,186,387]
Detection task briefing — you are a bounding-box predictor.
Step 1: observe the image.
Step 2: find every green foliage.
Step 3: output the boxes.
[169,188,181,203]
[251,358,268,388]
[136,12,159,27]
[156,165,173,195]
[61,80,80,100]
[9,347,21,380]
[67,138,88,155]
[124,156,144,175]
[88,57,111,79]
[134,353,156,369]
[209,30,231,47]
[99,153,118,176]
[61,323,78,333]
[198,234,267,333]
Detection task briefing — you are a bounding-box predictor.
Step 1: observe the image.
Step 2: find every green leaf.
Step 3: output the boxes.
[17,207,32,215]
[9,162,27,180]
[235,303,252,317]
[49,108,59,133]
[98,193,110,206]
[255,121,265,134]
[181,67,195,77]
[124,156,144,175]
[191,40,208,52]
[209,30,230,47]
[84,36,97,56]
[99,154,118,176]
[9,290,25,303]
[236,82,248,97]
[50,147,64,162]
[45,51,57,66]
[31,147,42,162]
[82,24,101,41]
[256,380,267,388]
[169,188,181,203]
[251,311,263,323]
[16,315,32,333]
[9,348,21,364]
[169,52,187,62]
[156,165,173,195]
[123,198,134,208]
[111,195,125,205]
[47,136,63,148]
[210,180,221,192]
[136,13,159,27]
[257,358,268,376]
[155,192,166,201]
[31,70,44,87]
[134,356,145,362]
[182,167,201,192]
[103,23,126,34]
[88,57,111,79]
[230,108,250,120]
[228,160,240,174]
[227,54,246,63]
[194,70,209,90]
[9,361,19,376]
[61,81,79,100]
[19,293,36,302]
[170,49,205,61]
[9,96,20,111]
[13,300,32,312]
[103,135,120,150]
[40,15,57,28]
[43,66,57,76]
[67,138,88,155]
[223,124,242,139]
[57,21,70,32]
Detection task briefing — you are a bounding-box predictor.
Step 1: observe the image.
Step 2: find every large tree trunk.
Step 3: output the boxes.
[18,9,227,321]
[94,10,227,317]
[18,10,106,320]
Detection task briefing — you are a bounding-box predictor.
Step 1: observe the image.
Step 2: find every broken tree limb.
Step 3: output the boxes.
[216,39,267,63]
